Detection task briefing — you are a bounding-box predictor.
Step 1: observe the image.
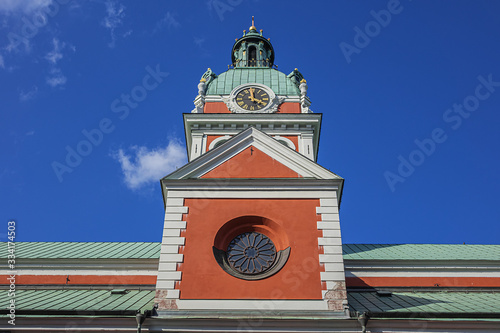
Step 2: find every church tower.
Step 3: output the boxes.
[155,18,348,324]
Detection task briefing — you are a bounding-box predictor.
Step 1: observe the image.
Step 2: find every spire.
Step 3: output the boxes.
[249,16,256,31]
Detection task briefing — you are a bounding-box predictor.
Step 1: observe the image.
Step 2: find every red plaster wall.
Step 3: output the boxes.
[201,146,301,178]
[277,102,301,113]
[179,198,323,300]
[346,276,500,288]
[203,102,301,114]
[0,275,156,285]
[204,102,230,113]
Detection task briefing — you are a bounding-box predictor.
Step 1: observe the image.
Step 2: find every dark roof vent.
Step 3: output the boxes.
[110,289,128,295]
[376,290,392,297]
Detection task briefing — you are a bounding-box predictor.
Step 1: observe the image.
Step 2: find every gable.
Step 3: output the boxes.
[201,146,301,179]
[163,127,342,181]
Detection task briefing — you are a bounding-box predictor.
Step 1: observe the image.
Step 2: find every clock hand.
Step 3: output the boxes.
[249,88,255,100]
[253,98,266,105]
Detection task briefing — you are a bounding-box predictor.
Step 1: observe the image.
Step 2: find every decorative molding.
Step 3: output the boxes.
[299,80,313,113]
[18,316,500,332]
[183,113,322,162]
[300,95,312,113]
[165,190,340,201]
[205,95,300,103]
[191,94,205,113]
[344,262,500,277]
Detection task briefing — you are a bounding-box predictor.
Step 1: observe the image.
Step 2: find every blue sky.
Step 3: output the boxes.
[1,0,499,244]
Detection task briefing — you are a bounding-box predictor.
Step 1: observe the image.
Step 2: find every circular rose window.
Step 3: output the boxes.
[227,232,276,275]
[212,216,291,280]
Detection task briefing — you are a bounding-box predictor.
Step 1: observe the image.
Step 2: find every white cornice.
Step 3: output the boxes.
[14,316,500,332]
[184,112,321,123]
[345,259,500,277]
[183,113,322,162]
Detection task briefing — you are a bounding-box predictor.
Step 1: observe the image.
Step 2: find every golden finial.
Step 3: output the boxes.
[208,68,211,71]
[295,68,298,71]
[200,78,207,82]
[249,16,256,31]
[300,79,307,83]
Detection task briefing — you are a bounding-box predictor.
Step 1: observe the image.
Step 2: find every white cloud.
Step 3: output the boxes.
[113,141,187,190]
[0,0,52,13]
[45,38,64,64]
[102,0,125,48]
[154,11,180,33]
[46,75,66,87]
[46,67,66,87]
[0,54,4,68]
[19,85,38,101]
[43,39,72,87]
[194,37,205,49]
[1,1,54,55]
[122,29,132,38]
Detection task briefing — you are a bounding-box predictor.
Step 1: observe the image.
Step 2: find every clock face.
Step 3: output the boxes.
[235,87,270,111]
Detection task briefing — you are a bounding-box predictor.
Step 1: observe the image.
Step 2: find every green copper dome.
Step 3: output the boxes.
[205,68,300,96]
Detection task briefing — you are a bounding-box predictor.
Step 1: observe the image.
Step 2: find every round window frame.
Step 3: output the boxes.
[212,216,291,281]
[208,135,231,150]
[273,136,296,150]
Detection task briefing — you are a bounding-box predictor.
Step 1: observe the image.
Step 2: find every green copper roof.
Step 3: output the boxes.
[348,291,500,315]
[343,244,500,261]
[3,289,154,314]
[205,68,300,96]
[10,289,500,317]
[0,242,160,259]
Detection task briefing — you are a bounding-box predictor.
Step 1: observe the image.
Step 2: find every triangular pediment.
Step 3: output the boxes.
[163,127,342,181]
[201,146,302,179]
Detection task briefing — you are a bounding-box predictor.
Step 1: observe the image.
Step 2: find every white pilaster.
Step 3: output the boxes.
[190,133,204,161]
[316,193,346,303]
[156,197,187,296]
[300,133,315,161]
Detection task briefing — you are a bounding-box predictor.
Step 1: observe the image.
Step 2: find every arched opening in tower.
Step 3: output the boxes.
[248,46,257,67]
